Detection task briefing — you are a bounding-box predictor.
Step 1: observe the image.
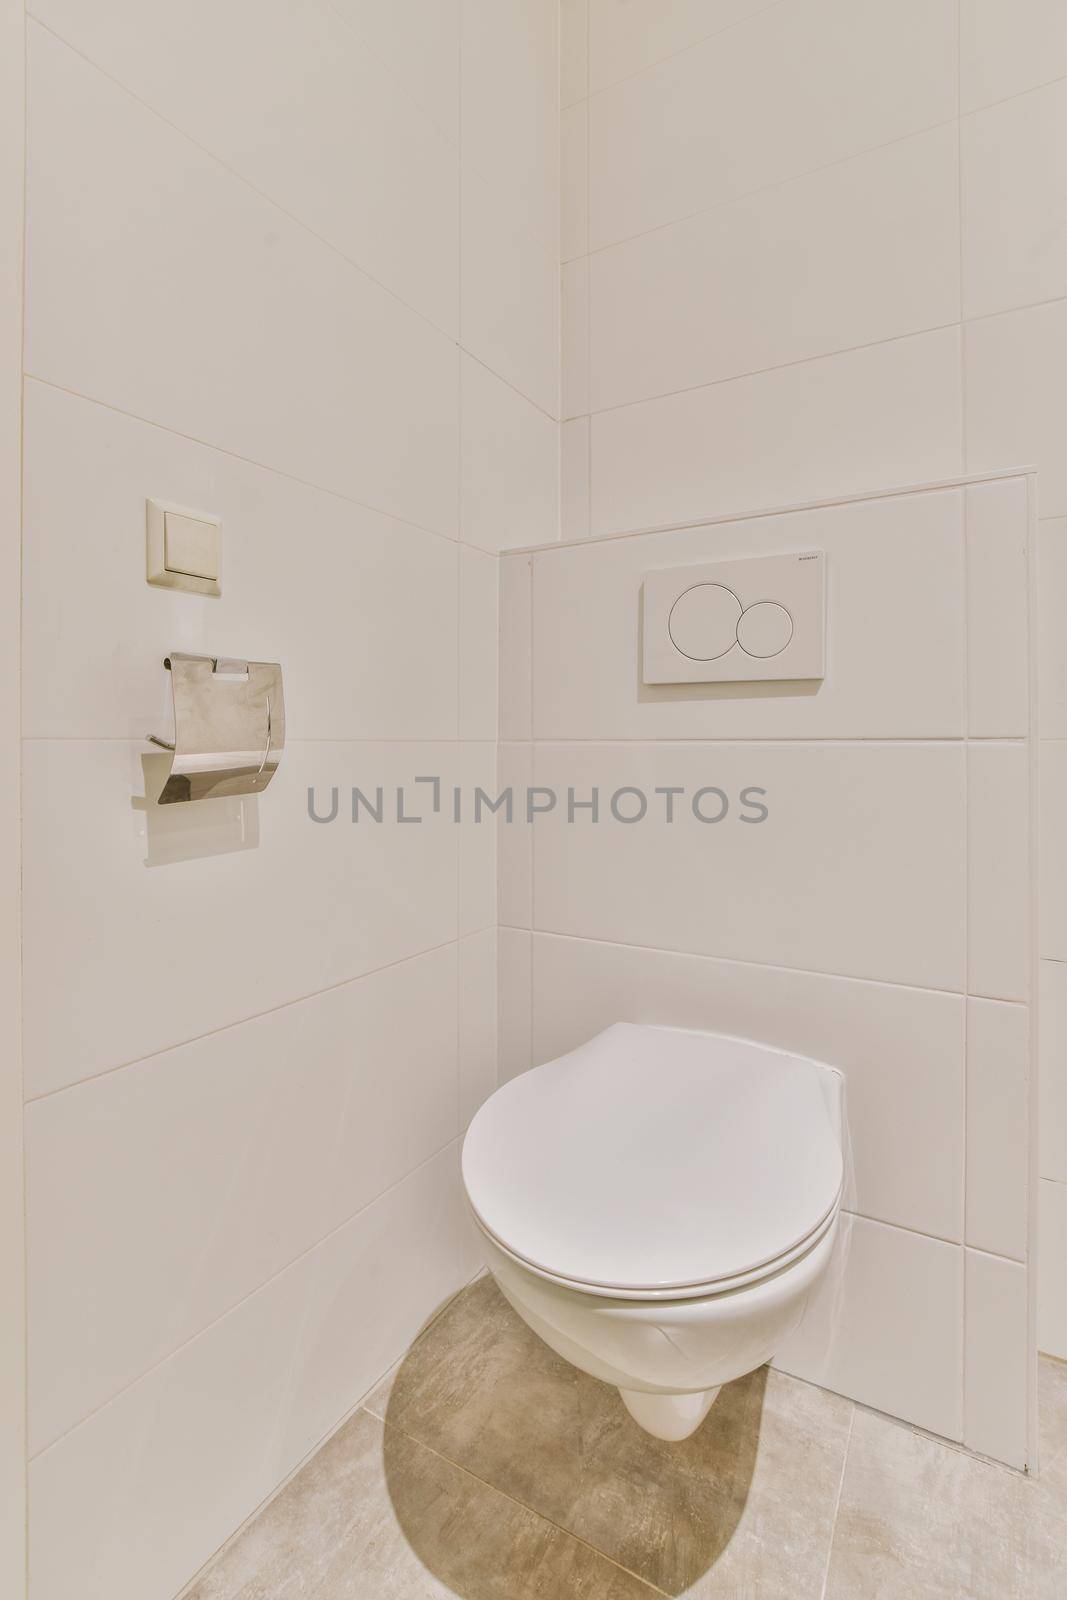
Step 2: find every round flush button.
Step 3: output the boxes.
[737,601,794,658]
[668,583,743,660]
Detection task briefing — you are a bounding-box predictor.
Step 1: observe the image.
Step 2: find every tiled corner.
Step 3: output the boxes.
[459,929,497,1128]
[1039,741,1067,960]
[459,545,499,742]
[497,743,533,930]
[1038,1179,1067,1359]
[460,353,558,552]
[562,255,590,419]
[964,1248,1029,1468]
[967,741,1031,1002]
[1039,959,1067,1183]
[966,997,1030,1261]
[965,477,1031,738]
[497,928,532,1084]
[965,300,1067,521]
[1038,520,1067,739]
[561,415,591,540]
[498,554,532,741]
[776,1213,964,1443]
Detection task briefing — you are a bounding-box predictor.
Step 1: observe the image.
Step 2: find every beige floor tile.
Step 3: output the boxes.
[376,1274,852,1596]
[824,1400,1067,1600]
[187,1406,658,1600]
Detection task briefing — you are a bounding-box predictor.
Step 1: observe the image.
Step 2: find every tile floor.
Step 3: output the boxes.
[187,1275,1067,1600]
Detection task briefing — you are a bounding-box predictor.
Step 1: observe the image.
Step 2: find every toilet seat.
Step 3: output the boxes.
[462,1022,844,1303]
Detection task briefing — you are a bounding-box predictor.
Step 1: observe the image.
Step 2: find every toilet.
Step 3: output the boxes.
[461,1022,844,1441]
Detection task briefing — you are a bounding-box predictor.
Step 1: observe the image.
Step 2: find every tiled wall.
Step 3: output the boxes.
[498,473,1035,1468]
[18,5,557,1598]
[1,0,26,1594]
[560,0,1067,1367]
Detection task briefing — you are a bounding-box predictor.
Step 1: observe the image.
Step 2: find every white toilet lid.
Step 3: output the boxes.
[462,1023,843,1296]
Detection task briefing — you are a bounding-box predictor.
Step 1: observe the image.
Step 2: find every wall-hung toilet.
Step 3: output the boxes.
[461,1022,844,1441]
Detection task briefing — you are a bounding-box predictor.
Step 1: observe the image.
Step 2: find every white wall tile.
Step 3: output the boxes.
[1038,1178,1067,1358]
[497,744,533,930]
[561,416,591,541]
[776,1213,963,1442]
[25,945,459,1454]
[967,742,1031,1001]
[1039,959,1067,1183]
[459,742,498,937]
[589,0,775,94]
[966,998,1030,1261]
[461,0,559,258]
[22,740,459,1096]
[25,25,460,538]
[562,256,590,419]
[590,124,960,410]
[530,932,966,1242]
[1039,741,1067,960]
[531,742,966,992]
[561,101,588,263]
[29,0,460,335]
[459,928,497,1127]
[459,545,499,742]
[461,170,560,417]
[27,1144,467,1600]
[588,0,957,248]
[533,488,966,740]
[561,0,588,108]
[965,477,1031,738]
[498,928,532,1083]
[961,0,1067,113]
[962,79,1067,322]
[964,1249,1029,1467]
[461,355,558,553]
[965,299,1067,520]
[591,327,963,537]
[22,381,459,743]
[1038,519,1067,739]
[499,555,532,742]
[329,0,461,140]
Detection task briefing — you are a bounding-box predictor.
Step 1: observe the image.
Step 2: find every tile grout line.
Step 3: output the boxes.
[23,373,464,551]
[585,111,960,261]
[586,63,1067,262]
[959,3,972,1438]
[515,462,1037,554]
[514,925,1028,1006]
[25,15,465,353]
[585,0,791,105]
[29,1134,469,1467]
[818,1403,854,1600]
[370,1410,672,1597]
[173,1275,480,1600]
[23,935,465,1107]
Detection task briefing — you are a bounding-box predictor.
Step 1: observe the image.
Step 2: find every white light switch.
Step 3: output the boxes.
[642,551,824,683]
[146,500,221,596]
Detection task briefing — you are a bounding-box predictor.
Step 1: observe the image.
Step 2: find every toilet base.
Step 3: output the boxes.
[618,1385,721,1441]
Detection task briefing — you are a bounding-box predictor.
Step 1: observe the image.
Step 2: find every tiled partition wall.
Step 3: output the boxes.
[17,4,558,1598]
[560,0,1067,1364]
[498,473,1037,1470]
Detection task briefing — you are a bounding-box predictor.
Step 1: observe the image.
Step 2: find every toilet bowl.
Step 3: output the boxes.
[461,1022,844,1441]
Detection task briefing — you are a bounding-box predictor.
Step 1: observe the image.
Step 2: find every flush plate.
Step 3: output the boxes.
[146,499,221,596]
[642,551,825,684]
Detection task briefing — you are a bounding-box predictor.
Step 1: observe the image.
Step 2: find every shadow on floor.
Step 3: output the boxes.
[380,1275,766,1596]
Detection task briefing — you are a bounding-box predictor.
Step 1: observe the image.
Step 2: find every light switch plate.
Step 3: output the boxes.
[146,499,221,596]
[642,550,825,684]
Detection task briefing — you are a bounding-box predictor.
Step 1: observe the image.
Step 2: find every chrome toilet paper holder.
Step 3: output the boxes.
[148,652,285,804]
